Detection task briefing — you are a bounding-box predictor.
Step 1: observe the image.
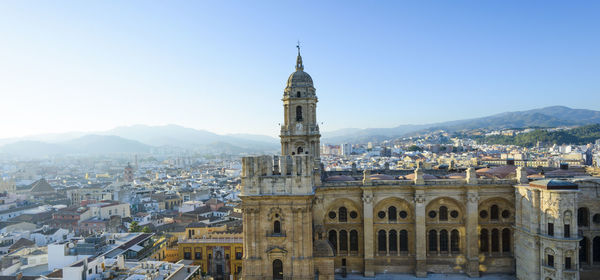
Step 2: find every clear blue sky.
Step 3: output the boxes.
[1,1,599,138]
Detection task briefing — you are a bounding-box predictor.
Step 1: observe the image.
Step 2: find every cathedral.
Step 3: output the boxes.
[239,48,600,280]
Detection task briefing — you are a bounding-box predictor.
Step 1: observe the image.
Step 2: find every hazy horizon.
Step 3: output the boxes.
[2,1,599,139]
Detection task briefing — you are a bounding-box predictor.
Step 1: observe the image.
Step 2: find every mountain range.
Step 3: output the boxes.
[321,106,600,143]
[0,125,280,158]
[1,106,599,157]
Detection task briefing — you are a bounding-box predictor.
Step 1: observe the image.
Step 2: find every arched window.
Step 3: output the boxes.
[388,206,397,222]
[502,228,511,252]
[440,230,449,252]
[350,230,359,252]
[491,229,499,252]
[480,229,489,252]
[429,230,437,251]
[297,146,303,155]
[328,230,337,252]
[296,91,301,97]
[378,230,387,252]
[273,221,281,234]
[339,230,348,251]
[273,259,283,280]
[339,207,347,222]
[594,237,600,263]
[580,237,588,264]
[296,106,303,121]
[439,206,448,221]
[389,230,397,252]
[399,230,408,252]
[578,208,589,227]
[491,205,499,220]
[451,229,460,252]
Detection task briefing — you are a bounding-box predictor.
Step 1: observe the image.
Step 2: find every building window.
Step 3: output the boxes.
[548,254,554,267]
[296,91,301,97]
[328,211,336,219]
[389,230,397,252]
[491,205,499,220]
[273,221,281,234]
[578,208,589,227]
[565,257,572,270]
[450,210,459,218]
[548,223,554,236]
[184,252,191,260]
[399,211,407,219]
[236,252,242,260]
[428,211,436,218]
[580,237,588,263]
[339,207,347,222]
[491,229,499,252]
[439,206,448,221]
[350,211,358,219]
[195,251,202,259]
[594,236,600,263]
[451,229,460,252]
[439,230,449,252]
[399,230,408,252]
[329,230,337,252]
[429,230,437,252]
[388,206,397,222]
[502,228,511,252]
[502,210,510,218]
[339,230,348,251]
[378,211,386,219]
[273,259,283,280]
[480,210,488,219]
[564,224,570,238]
[296,106,303,122]
[350,230,359,252]
[378,230,387,252]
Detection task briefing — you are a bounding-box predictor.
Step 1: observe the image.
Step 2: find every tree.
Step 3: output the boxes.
[129,221,142,232]
[142,226,152,233]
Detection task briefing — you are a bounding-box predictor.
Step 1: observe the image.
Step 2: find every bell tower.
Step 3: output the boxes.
[280,44,321,159]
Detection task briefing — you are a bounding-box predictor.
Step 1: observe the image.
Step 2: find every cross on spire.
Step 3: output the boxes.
[295,41,304,71]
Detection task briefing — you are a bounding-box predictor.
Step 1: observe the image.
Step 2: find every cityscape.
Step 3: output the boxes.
[1,1,600,280]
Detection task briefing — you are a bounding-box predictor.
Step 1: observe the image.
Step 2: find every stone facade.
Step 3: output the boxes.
[240,50,600,279]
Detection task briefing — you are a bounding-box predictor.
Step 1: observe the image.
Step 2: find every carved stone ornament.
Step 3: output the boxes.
[313,195,324,206]
[268,207,284,221]
[414,194,426,204]
[244,207,259,214]
[362,193,373,204]
[467,193,480,203]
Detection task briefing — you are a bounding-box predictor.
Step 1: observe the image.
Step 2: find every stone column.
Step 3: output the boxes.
[362,189,375,277]
[466,190,480,277]
[414,188,427,277]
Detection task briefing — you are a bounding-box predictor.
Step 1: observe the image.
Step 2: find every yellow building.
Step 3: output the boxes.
[152,224,243,279]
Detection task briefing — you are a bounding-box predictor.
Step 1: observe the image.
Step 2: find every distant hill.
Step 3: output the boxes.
[322,106,600,143]
[0,125,279,157]
[0,135,151,157]
[473,124,600,147]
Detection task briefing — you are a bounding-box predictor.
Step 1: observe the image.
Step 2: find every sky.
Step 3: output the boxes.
[1,1,599,139]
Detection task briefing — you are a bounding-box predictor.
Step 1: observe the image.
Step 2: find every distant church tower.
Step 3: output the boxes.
[280,44,321,159]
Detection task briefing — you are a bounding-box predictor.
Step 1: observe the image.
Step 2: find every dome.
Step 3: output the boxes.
[287,70,313,88]
[286,46,314,88]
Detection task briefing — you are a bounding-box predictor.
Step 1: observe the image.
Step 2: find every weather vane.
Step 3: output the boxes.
[296,40,301,52]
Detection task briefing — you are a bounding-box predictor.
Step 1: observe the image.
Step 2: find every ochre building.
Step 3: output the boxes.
[240,49,600,280]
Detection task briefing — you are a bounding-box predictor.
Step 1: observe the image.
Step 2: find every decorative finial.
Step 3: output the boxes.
[295,41,304,71]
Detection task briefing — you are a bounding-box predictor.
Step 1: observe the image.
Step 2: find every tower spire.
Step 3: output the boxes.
[295,41,304,71]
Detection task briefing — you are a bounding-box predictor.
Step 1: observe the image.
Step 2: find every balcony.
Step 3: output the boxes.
[266,231,286,238]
